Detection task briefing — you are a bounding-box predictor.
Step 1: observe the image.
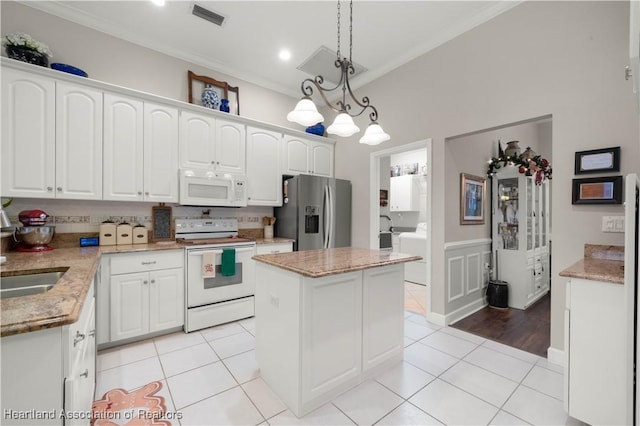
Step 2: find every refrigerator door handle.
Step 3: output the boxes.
[328,184,334,248]
[323,185,330,248]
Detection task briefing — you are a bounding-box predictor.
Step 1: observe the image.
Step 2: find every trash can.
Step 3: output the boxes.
[486,279,509,309]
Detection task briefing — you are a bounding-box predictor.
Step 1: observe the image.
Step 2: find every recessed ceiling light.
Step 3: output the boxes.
[150,0,166,6]
[279,49,291,61]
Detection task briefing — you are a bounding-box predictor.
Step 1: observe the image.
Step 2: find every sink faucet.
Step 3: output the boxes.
[379,215,393,232]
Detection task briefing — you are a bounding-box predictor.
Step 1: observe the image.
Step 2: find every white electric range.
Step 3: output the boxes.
[176,218,256,332]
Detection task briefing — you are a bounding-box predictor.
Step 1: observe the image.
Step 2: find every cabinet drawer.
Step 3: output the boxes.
[256,243,293,255]
[110,250,183,275]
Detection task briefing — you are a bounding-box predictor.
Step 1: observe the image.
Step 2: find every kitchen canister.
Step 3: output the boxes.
[99,222,117,246]
[116,223,133,245]
[133,225,148,244]
[264,225,274,239]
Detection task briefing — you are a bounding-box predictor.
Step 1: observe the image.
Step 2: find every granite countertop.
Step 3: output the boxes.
[559,244,624,284]
[254,237,295,244]
[0,242,185,337]
[253,247,422,278]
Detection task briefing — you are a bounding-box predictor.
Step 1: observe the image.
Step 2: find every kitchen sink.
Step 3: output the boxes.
[0,269,67,299]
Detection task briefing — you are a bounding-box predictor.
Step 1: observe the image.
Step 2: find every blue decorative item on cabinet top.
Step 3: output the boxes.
[305,122,325,136]
[202,84,221,110]
[220,98,230,113]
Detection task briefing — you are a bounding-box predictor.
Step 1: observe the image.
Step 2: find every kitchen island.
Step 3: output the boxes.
[252,247,421,417]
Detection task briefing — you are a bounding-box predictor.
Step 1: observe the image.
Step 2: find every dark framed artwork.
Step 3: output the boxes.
[460,173,486,225]
[574,146,620,174]
[572,176,623,204]
[151,205,173,241]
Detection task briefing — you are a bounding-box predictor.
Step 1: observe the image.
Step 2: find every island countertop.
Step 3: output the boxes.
[252,247,422,278]
[558,244,624,284]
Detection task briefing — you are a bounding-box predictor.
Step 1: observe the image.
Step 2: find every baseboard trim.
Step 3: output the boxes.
[445,298,487,326]
[547,346,564,367]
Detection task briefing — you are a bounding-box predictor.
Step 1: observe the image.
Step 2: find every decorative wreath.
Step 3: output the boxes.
[487,146,552,185]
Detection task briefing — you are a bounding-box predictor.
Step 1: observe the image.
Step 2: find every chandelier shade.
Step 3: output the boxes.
[286,0,389,144]
[286,97,325,127]
[327,113,360,137]
[359,122,390,145]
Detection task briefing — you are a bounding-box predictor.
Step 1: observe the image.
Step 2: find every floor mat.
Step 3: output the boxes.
[92,381,171,426]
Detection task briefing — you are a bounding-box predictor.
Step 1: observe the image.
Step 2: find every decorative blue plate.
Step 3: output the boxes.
[50,63,88,77]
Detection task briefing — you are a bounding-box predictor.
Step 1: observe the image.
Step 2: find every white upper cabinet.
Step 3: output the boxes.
[1,68,56,198]
[216,119,246,174]
[246,127,282,206]
[103,93,144,201]
[180,112,246,174]
[389,175,420,212]
[1,68,103,200]
[282,135,334,177]
[180,111,216,169]
[56,81,103,199]
[144,102,179,202]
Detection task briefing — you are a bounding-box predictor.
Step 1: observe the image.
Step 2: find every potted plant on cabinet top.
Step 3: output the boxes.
[2,32,52,67]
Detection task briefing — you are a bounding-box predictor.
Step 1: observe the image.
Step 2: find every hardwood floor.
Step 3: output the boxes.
[450,293,551,357]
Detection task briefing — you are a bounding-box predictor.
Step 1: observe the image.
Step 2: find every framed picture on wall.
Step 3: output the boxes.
[574,146,620,174]
[572,175,623,204]
[460,173,486,225]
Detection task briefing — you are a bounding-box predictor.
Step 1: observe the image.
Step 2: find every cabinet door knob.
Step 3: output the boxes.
[80,369,89,378]
[88,329,96,337]
[137,191,142,195]
[143,280,148,285]
[57,187,62,191]
[47,187,53,191]
[145,192,149,196]
[150,279,155,284]
[141,261,156,265]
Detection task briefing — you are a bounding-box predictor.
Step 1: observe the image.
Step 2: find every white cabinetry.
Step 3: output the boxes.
[107,250,184,343]
[492,167,550,309]
[143,102,179,202]
[389,175,420,212]
[256,263,403,417]
[104,96,179,202]
[1,280,96,426]
[564,278,626,425]
[103,93,144,201]
[180,111,246,173]
[246,127,282,206]
[255,241,293,255]
[1,68,103,199]
[282,135,334,177]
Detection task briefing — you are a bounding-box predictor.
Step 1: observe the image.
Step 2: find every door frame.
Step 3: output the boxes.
[369,139,433,316]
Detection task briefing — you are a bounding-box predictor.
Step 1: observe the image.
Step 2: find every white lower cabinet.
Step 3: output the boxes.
[255,241,293,255]
[103,250,184,344]
[1,280,96,425]
[564,278,626,425]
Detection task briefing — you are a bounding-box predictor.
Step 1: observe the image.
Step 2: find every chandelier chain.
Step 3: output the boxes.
[336,0,341,60]
[349,0,353,62]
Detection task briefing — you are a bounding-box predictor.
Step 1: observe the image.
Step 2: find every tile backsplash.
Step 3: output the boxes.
[4,198,274,234]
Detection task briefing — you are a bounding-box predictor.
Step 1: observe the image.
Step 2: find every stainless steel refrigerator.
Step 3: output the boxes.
[275,174,351,251]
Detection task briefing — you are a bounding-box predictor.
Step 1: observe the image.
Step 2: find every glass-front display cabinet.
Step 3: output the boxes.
[492,166,550,309]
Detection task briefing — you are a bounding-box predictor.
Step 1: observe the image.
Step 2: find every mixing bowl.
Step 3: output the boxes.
[14,226,56,246]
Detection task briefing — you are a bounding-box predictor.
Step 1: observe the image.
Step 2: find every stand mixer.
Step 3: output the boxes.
[14,209,56,252]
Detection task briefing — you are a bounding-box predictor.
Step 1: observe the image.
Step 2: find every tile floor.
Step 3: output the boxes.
[96,309,584,425]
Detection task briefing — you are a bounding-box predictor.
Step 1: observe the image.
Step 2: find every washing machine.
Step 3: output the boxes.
[398,223,427,285]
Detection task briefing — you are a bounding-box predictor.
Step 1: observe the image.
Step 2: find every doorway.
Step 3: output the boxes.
[370,139,432,316]
[445,116,552,356]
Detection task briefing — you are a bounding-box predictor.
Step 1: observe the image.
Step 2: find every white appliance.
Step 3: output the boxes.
[398,223,427,285]
[624,173,640,425]
[179,168,248,207]
[176,218,256,332]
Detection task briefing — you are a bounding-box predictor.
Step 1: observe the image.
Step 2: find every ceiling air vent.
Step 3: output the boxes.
[298,46,367,85]
[192,4,226,27]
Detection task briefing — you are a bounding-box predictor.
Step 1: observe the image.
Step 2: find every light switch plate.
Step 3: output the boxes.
[602,215,624,233]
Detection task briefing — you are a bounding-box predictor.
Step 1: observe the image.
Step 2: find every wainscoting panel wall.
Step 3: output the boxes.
[443,239,492,325]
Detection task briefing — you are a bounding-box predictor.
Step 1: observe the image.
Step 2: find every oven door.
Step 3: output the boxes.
[186,245,255,307]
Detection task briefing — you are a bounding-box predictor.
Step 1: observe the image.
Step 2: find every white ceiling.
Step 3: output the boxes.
[22,0,521,98]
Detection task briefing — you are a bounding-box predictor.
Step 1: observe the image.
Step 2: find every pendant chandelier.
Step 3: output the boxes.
[287,0,390,145]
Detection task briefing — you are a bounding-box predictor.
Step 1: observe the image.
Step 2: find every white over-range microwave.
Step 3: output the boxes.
[179,168,248,207]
